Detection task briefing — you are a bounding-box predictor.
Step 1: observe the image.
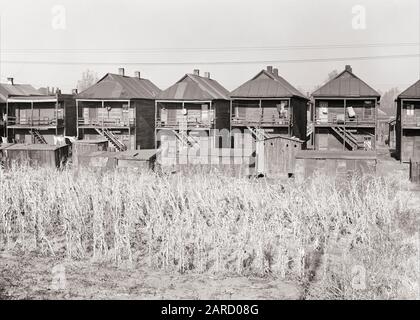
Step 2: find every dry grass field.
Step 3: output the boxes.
[0,164,419,300]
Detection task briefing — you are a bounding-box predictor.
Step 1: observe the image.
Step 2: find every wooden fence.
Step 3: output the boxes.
[410,159,420,183]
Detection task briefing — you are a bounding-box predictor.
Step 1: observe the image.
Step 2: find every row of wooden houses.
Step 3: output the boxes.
[1,65,419,162]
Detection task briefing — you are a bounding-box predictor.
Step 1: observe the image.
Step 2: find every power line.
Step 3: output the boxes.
[1,42,419,54]
[1,53,420,66]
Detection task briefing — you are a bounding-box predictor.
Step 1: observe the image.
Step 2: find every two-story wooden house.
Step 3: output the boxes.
[155,70,230,149]
[395,80,420,162]
[76,69,161,151]
[311,65,380,152]
[229,66,309,146]
[2,81,76,145]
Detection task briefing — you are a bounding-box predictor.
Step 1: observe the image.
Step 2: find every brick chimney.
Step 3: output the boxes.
[345,65,353,73]
[193,69,200,76]
[118,68,125,76]
[267,66,273,73]
[273,68,279,77]
[204,72,210,79]
[7,77,14,85]
[72,89,78,95]
[134,71,141,78]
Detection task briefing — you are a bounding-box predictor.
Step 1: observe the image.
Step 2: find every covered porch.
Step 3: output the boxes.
[155,100,215,129]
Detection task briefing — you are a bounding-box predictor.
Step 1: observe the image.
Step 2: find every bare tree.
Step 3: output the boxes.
[77,69,98,92]
[379,87,400,117]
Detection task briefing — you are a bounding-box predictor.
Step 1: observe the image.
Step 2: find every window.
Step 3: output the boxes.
[365,107,373,118]
[122,104,129,112]
[407,105,415,116]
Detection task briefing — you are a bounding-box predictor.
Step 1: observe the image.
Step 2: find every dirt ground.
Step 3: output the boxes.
[0,251,301,300]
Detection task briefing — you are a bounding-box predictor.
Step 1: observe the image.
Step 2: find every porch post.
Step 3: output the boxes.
[128,100,133,150]
[343,99,347,151]
[5,99,8,139]
[76,100,79,138]
[55,97,58,136]
[31,101,34,143]
[288,98,292,137]
[101,100,105,128]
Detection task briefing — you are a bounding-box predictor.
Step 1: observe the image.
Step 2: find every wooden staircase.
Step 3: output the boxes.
[30,129,47,144]
[173,130,199,148]
[331,127,365,150]
[306,123,314,138]
[95,128,127,151]
[247,126,271,141]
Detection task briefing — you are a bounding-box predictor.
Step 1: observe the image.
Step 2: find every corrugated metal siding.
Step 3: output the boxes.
[77,73,161,100]
[313,70,380,98]
[230,70,307,99]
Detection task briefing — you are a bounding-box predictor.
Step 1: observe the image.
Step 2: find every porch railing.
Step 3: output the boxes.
[232,115,290,126]
[156,118,214,128]
[315,113,375,125]
[6,116,64,127]
[78,117,136,127]
[402,116,420,127]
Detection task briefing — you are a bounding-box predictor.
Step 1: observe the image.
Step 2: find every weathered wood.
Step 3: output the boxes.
[0,143,69,168]
[295,150,377,179]
[257,136,304,177]
[410,160,420,183]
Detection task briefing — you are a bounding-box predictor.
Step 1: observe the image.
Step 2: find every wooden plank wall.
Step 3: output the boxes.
[61,94,77,137]
[294,151,377,179]
[401,131,420,162]
[410,160,420,183]
[291,97,308,142]
[135,99,155,149]
[259,137,303,177]
[73,140,109,165]
[3,147,69,168]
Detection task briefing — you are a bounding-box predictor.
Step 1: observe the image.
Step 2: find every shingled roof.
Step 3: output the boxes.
[230,68,308,100]
[312,65,380,98]
[77,73,161,100]
[0,83,43,103]
[398,80,420,99]
[157,73,230,101]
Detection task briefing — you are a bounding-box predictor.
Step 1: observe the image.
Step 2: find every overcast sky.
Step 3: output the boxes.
[0,0,419,94]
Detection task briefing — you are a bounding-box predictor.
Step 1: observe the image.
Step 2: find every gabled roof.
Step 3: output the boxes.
[398,80,420,99]
[312,68,380,98]
[157,74,230,101]
[0,83,43,103]
[230,69,308,100]
[77,73,161,100]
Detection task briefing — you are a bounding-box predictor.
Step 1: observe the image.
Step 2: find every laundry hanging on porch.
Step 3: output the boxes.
[347,106,356,118]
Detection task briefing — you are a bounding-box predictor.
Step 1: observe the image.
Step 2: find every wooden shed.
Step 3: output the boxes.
[157,147,255,177]
[255,135,304,177]
[294,150,377,179]
[0,143,69,168]
[77,149,158,171]
[72,139,109,165]
[395,80,420,162]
